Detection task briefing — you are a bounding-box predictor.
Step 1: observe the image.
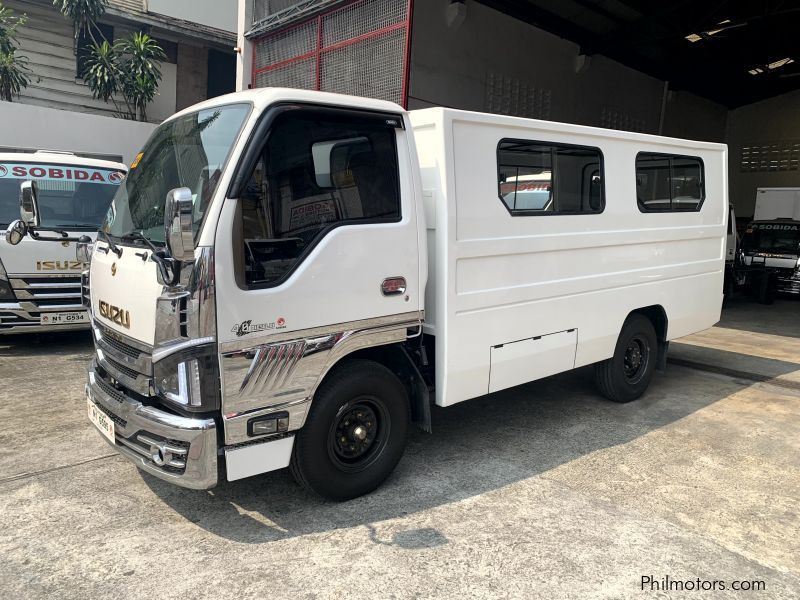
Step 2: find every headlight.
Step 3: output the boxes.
[153,342,220,412]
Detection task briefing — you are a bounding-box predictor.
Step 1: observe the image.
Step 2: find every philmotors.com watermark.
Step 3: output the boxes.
[641,575,766,592]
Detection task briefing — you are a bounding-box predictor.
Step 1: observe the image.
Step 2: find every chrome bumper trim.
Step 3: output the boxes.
[86,360,218,489]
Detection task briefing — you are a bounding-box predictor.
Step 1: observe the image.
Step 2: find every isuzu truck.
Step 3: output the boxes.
[59,89,725,500]
[738,188,800,299]
[1,151,126,334]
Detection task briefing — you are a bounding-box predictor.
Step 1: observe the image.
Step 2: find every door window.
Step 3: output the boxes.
[237,109,402,288]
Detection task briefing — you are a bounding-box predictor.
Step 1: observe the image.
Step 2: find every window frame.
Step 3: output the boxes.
[635,151,706,213]
[230,103,405,291]
[496,138,606,217]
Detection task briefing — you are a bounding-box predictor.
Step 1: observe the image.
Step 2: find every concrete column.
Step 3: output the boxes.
[176,44,209,111]
[236,0,254,91]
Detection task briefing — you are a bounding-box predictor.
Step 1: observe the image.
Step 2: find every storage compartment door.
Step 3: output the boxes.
[489,329,577,394]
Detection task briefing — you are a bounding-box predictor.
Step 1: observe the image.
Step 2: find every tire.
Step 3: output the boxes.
[594,314,657,403]
[289,359,409,501]
[757,272,777,305]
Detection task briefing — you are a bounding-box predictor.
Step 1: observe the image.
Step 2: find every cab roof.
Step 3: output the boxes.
[167,87,406,124]
[0,151,127,172]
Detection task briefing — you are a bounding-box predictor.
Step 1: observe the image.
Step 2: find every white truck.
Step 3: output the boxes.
[738,187,800,300]
[1,151,126,334]
[43,89,724,500]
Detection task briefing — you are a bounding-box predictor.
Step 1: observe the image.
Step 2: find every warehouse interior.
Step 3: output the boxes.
[408,0,800,219]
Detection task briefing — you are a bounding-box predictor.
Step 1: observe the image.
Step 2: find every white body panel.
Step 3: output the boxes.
[89,242,164,344]
[225,435,294,481]
[410,108,727,406]
[754,188,800,221]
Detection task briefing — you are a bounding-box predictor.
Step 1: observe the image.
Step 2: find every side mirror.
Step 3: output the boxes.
[19,180,40,227]
[76,235,93,264]
[5,220,28,246]
[164,187,194,262]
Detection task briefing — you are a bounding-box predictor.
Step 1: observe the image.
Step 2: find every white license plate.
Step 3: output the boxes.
[87,397,115,444]
[41,312,90,325]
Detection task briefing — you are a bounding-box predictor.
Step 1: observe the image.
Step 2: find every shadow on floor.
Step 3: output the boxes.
[0,330,93,357]
[720,295,800,339]
[143,363,748,545]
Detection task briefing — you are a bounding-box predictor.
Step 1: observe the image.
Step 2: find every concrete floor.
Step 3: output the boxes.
[0,297,798,599]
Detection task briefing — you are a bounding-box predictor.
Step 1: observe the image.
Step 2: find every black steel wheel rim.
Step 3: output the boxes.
[623,336,649,384]
[327,396,390,473]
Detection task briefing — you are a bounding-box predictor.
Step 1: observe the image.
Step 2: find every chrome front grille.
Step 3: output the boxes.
[1,273,88,331]
[100,332,142,359]
[93,367,126,403]
[93,321,154,396]
[10,275,83,309]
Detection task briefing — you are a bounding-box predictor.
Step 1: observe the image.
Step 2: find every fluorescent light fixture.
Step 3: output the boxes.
[685,33,702,42]
[767,57,794,70]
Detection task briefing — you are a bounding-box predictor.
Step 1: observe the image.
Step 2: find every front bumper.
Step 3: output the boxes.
[0,301,90,335]
[777,276,800,295]
[86,360,218,489]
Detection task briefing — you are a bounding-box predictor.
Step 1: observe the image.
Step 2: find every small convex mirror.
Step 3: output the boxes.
[19,180,40,227]
[5,220,28,246]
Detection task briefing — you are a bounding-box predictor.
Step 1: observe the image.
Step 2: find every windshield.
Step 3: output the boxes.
[0,162,124,229]
[103,103,251,244]
[743,223,800,254]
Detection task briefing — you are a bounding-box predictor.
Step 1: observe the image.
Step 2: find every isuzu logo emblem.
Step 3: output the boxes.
[99,300,131,329]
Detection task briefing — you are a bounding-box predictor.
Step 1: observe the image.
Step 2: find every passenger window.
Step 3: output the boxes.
[636,153,704,212]
[237,110,401,288]
[497,140,604,215]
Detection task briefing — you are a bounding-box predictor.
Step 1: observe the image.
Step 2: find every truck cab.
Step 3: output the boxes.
[1,152,127,334]
[740,220,800,296]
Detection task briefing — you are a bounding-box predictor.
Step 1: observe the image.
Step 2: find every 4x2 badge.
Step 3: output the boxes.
[231,318,286,337]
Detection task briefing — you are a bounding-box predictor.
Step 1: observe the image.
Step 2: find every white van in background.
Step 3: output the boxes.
[0,151,126,334]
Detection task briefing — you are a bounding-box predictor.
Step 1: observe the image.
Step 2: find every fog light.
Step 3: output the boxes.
[248,411,290,437]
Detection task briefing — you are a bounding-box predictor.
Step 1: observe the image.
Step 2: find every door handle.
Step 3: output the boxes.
[381,277,406,296]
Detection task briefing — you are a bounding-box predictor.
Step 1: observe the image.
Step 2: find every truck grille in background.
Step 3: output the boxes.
[250,0,412,107]
[1,274,85,331]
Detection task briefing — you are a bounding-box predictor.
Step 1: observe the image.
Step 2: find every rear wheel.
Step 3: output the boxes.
[594,314,657,403]
[290,359,409,501]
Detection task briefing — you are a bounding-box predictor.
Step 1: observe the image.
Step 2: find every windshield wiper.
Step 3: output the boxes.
[120,231,180,285]
[97,230,123,257]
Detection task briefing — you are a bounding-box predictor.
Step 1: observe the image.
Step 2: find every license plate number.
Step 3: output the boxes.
[87,397,115,443]
[41,312,90,325]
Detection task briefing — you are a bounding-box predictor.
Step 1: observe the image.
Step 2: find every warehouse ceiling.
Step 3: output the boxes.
[476,0,800,108]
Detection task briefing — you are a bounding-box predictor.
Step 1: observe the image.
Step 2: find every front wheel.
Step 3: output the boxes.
[290,359,409,501]
[594,314,657,403]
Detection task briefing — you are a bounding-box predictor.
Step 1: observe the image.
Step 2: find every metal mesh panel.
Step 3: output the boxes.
[252,0,411,106]
[322,0,407,46]
[484,72,552,120]
[254,20,317,71]
[253,0,305,22]
[320,28,405,104]
[256,57,317,90]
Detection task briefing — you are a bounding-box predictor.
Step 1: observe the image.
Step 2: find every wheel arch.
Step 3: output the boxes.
[315,343,432,433]
[627,304,669,371]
